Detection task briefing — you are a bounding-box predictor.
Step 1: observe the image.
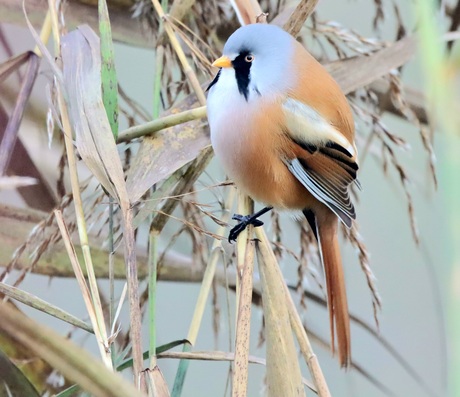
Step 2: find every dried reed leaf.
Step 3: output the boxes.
[325,35,417,95]
[61,25,129,205]
[256,239,305,397]
[125,106,209,202]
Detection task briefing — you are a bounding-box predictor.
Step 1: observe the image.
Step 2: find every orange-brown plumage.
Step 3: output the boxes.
[207,23,357,367]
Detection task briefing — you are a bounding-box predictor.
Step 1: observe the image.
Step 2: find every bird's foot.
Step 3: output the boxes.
[228,214,264,243]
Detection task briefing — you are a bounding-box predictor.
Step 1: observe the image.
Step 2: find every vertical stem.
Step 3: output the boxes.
[109,197,115,364]
[232,238,255,397]
[121,206,144,386]
[152,46,165,118]
[148,228,159,367]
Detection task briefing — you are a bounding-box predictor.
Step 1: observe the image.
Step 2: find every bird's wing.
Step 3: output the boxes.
[282,98,359,227]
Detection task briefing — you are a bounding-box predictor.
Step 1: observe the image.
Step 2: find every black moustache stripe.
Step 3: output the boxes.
[232,50,252,101]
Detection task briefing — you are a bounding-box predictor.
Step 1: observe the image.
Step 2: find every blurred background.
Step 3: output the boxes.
[0,0,459,396]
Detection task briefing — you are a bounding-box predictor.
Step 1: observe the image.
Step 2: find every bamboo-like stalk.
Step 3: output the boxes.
[47,0,112,369]
[231,192,254,396]
[232,238,255,397]
[118,106,206,142]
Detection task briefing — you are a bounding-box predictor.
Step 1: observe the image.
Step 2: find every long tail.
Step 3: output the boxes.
[308,209,351,367]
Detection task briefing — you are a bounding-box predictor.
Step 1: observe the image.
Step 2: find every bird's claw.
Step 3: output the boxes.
[228,214,265,243]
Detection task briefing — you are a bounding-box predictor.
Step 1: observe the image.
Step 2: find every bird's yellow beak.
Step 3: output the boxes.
[212,56,232,68]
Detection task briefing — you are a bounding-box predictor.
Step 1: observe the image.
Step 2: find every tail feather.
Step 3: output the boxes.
[315,212,351,367]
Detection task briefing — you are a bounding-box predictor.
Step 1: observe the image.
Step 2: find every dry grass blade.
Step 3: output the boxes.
[0,282,93,333]
[0,303,146,397]
[283,0,319,37]
[255,237,306,397]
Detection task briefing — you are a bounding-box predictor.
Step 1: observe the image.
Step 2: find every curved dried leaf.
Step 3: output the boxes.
[126,108,210,202]
[61,25,128,206]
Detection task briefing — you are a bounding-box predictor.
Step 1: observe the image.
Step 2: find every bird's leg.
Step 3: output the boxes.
[228,206,273,242]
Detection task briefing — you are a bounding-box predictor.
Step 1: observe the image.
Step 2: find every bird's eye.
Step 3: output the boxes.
[245,54,254,63]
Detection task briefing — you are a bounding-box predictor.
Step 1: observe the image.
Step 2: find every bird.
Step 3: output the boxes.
[206,23,359,367]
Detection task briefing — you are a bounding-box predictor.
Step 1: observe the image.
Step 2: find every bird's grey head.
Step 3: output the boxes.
[207,24,295,101]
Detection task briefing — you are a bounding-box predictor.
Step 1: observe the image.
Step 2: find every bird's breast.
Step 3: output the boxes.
[208,95,315,209]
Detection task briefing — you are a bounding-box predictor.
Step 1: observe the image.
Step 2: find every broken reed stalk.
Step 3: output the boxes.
[47,0,112,369]
[283,0,319,38]
[255,227,331,397]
